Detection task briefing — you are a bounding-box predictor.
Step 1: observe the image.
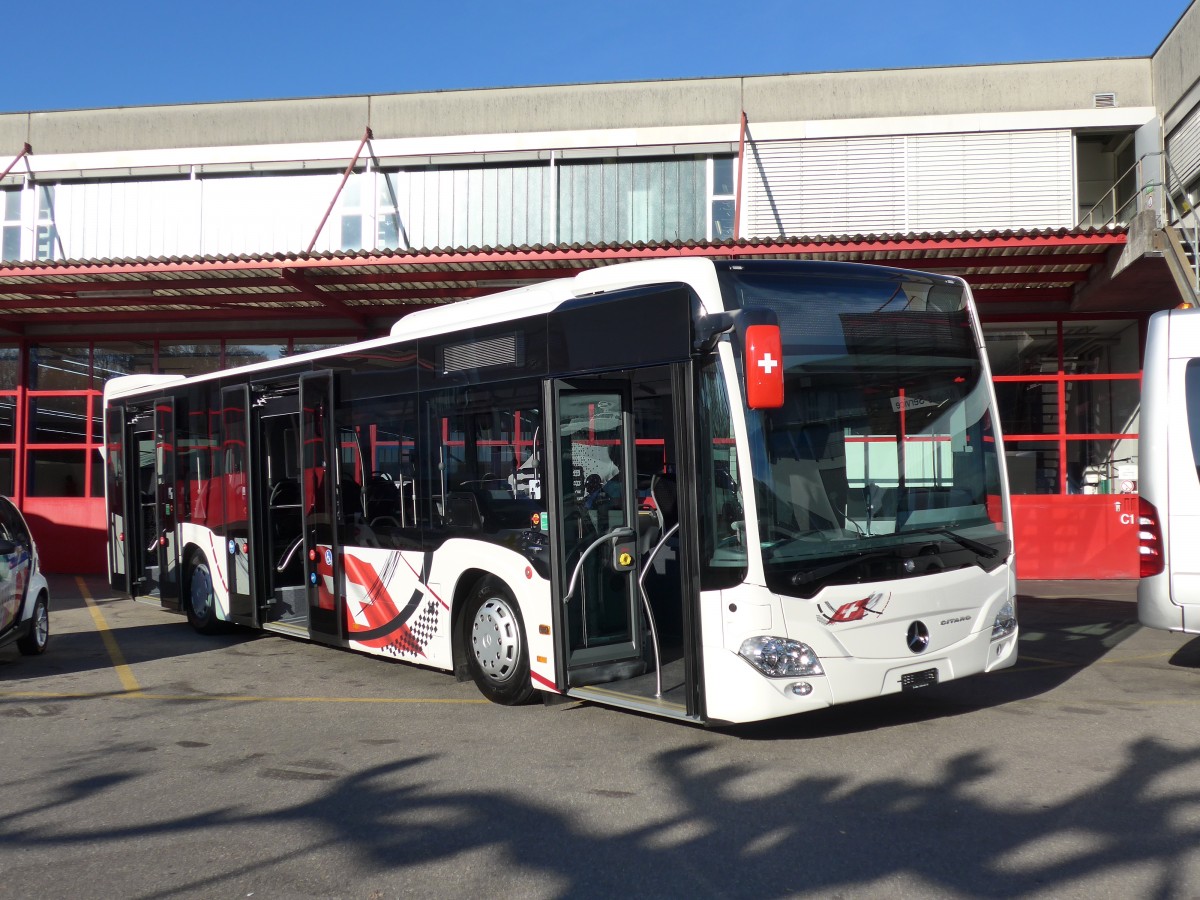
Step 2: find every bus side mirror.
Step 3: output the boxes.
[693,307,784,409]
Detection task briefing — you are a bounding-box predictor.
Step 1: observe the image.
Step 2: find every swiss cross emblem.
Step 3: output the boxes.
[744,324,784,408]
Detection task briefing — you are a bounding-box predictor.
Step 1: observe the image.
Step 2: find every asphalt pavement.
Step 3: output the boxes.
[1,575,1198,899]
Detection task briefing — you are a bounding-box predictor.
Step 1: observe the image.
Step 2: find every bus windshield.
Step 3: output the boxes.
[719,265,1011,598]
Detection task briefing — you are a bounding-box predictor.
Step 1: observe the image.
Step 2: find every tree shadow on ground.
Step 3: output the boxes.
[3,735,1198,899]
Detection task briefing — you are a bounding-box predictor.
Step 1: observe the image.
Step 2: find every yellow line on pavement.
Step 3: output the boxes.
[0,688,487,705]
[76,576,142,695]
[1095,651,1177,665]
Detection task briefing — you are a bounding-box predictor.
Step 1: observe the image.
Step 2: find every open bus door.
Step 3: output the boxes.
[104,404,130,593]
[221,384,257,626]
[153,397,181,609]
[256,373,342,645]
[299,371,342,645]
[549,377,647,686]
[547,366,700,718]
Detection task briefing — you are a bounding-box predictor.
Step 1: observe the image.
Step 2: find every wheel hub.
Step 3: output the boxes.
[191,567,213,618]
[471,597,519,684]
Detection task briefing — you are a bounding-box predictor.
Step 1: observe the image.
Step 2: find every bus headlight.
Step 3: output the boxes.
[991,599,1017,641]
[739,636,824,678]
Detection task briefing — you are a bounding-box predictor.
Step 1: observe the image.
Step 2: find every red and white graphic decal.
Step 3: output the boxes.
[816,592,891,625]
[319,546,448,659]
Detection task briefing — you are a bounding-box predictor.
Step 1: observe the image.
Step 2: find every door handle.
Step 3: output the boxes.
[563,527,635,603]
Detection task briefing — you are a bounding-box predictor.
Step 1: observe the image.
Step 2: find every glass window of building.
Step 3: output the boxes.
[29,344,90,390]
[0,449,14,496]
[28,395,89,444]
[0,345,18,390]
[377,173,409,250]
[94,341,155,384]
[225,342,287,369]
[557,156,706,245]
[340,177,364,251]
[1,189,20,261]
[710,156,737,241]
[0,395,15,444]
[36,185,59,261]
[159,341,222,377]
[984,319,1140,495]
[26,449,87,497]
[289,339,347,356]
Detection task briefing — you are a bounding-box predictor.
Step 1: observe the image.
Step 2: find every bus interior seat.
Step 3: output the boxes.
[365,473,401,520]
[339,479,364,523]
[445,491,484,531]
[269,479,301,507]
[636,471,677,552]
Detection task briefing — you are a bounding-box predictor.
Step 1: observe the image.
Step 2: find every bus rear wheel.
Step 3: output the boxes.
[186,557,224,635]
[464,578,534,705]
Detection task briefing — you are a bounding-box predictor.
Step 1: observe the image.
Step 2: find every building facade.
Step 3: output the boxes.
[2,4,1199,575]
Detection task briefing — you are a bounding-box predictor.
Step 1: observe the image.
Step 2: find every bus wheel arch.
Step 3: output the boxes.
[458,573,535,706]
[183,544,224,635]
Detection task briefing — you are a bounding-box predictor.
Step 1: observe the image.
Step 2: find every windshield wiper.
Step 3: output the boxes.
[898,526,999,559]
[790,547,905,586]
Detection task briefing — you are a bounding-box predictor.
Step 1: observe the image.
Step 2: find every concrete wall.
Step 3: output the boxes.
[742,60,1151,124]
[1152,0,1200,134]
[0,59,1154,157]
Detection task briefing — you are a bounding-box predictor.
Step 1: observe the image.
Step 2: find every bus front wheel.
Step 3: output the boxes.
[464,578,534,706]
[186,557,224,635]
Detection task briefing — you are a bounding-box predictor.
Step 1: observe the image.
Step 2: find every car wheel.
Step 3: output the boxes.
[464,578,534,705]
[185,558,224,635]
[17,592,48,656]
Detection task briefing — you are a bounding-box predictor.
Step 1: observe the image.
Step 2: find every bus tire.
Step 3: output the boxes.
[185,557,224,635]
[463,578,534,706]
[17,592,49,655]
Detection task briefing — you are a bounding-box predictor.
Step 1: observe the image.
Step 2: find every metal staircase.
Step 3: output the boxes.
[1078,151,1200,308]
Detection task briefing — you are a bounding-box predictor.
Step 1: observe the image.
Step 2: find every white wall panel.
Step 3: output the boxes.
[198,173,343,255]
[51,180,202,259]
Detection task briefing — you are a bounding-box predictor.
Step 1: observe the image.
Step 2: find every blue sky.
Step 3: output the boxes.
[3,0,1192,113]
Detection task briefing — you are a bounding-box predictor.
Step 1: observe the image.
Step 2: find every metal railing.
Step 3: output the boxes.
[1077,151,1199,295]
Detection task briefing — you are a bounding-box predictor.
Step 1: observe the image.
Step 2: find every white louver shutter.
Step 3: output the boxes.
[908,130,1074,231]
[744,136,906,237]
[743,128,1075,239]
[1167,106,1200,191]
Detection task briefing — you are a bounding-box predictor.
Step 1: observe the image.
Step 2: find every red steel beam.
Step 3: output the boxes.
[874,251,1110,269]
[306,127,373,254]
[969,287,1074,302]
[0,143,32,182]
[0,266,581,297]
[0,305,392,326]
[962,271,1091,285]
[280,268,372,329]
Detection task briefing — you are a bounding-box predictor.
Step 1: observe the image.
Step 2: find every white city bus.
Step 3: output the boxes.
[103,258,1017,725]
[1137,307,1200,632]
